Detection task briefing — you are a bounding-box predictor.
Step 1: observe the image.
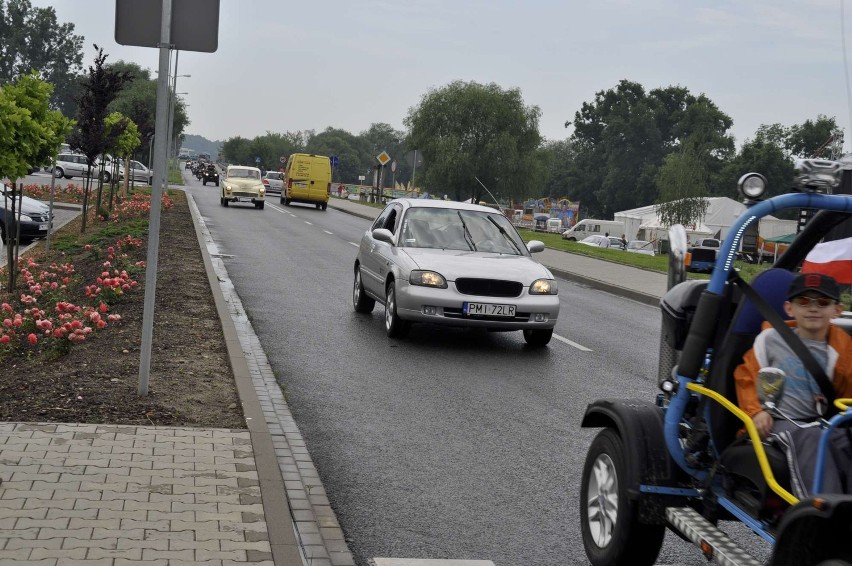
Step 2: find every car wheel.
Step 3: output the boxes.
[53,167,64,178]
[0,222,5,244]
[353,268,375,314]
[580,428,664,566]
[256,201,264,210]
[222,197,229,207]
[284,198,291,206]
[316,203,321,210]
[384,281,409,338]
[280,195,285,205]
[522,328,553,347]
[101,171,111,183]
[321,202,328,211]
[202,180,206,186]
[147,176,153,186]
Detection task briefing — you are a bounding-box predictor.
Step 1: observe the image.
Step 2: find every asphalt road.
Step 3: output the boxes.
[19,168,771,565]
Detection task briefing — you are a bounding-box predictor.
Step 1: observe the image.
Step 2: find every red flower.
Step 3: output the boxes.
[27,333,37,345]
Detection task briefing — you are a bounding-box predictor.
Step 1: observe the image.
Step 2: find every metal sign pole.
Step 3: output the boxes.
[45,154,58,251]
[138,0,172,396]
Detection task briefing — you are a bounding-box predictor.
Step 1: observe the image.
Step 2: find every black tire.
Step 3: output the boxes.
[0,221,5,244]
[580,429,664,566]
[316,203,321,209]
[256,201,264,210]
[384,281,409,338]
[100,171,111,183]
[284,198,291,206]
[353,268,375,314]
[147,176,153,186]
[222,198,229,207]
[63,175,71,180]
[523,328,553,347]
[53,167,64,178]
[202,180,206,186]
[321,202,328,211]
[280,195,285,204]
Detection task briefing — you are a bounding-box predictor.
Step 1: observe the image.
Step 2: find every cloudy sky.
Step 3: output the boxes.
[33,0,852,149]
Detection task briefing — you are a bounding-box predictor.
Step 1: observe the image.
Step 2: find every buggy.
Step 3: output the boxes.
[580,171,852,566]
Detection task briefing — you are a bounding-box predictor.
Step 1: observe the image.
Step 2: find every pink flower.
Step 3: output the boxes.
[27,333,37,345]
[0,335,9,345]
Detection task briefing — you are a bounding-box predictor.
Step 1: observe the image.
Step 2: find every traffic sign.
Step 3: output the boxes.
[391,160,397,173]
[255,156,261,163]
[330,155,340,168]
[376,151,391,166]
[280,156,285,164]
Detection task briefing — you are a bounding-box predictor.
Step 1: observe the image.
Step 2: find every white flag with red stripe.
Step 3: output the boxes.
[802,236,852,284]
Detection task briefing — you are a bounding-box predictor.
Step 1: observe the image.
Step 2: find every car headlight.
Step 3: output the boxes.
[409,270,447,288]
[529,278,557,295]
[225,185,232,192]
[18,213,33,221]
[257,185,265,195]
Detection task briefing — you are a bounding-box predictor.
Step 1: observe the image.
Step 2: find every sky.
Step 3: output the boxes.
[31,0,852,151]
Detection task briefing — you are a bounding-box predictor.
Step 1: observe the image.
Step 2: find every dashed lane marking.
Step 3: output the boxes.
[305,221,313,225]
[349,242,359,247]
[324,230,333,235]
[553,333,593,352]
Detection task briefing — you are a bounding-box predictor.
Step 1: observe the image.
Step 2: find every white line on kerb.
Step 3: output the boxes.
[323,230,333,235]
[553,333,592,352]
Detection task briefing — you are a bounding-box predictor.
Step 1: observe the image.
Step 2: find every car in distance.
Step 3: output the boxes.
[262,171,283,194]
[281,153,331,210]
[353,198,559,347]
[625,239,655,256]
[220,166,265,209]
[53,153,111,183]
[117,159,153,185]
[0,183,53,243]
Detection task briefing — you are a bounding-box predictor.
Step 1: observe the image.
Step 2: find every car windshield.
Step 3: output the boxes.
[266,173,281,180]
[400,207,525,255]
[228,169,259,179]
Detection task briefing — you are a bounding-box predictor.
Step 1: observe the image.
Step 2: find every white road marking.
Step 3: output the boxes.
[553,333,592,351]
[324,230,333,235]
[305,221,313,225]
[349,242,359,247]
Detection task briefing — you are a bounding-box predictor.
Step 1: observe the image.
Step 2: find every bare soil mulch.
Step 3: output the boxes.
[0,191,246,428]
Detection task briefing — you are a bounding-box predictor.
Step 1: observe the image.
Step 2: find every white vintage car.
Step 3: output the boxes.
[220,166,265,209]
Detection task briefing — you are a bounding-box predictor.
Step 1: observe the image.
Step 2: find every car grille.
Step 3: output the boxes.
[28,213,50,223]
[233,191,256,197]
[455,278,523,297]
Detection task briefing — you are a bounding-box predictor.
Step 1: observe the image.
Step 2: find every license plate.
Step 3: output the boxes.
[238,197,253,202]
[39,224,48,230]
[463,302,516,317]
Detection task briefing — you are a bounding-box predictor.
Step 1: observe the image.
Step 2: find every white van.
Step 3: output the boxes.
[561,219,625,241]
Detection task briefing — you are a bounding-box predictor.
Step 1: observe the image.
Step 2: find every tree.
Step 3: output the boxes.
[786,115,839,158]
[655,147,710,228]
[0,71,71,290]
[104,111,140,202]
[405,80,542,202]
[540,139,575,199]
[0,0,84,116]
[67,45,129,233]
[305,128,371,185]
[361,123,409,187]
[718,134,796,201]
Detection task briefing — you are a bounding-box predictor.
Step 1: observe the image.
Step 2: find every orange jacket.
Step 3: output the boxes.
[734,321,852,418]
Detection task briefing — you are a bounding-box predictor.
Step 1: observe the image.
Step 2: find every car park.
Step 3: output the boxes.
[220,165,265,209]
[353,198,559,346]
[578,170,852,566]
[625,239,655,256]
[262,171,283,194]
[0,183,53,243]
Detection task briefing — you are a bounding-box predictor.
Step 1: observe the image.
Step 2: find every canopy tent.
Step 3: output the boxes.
[759,233,796,263]
[764,233,796,244]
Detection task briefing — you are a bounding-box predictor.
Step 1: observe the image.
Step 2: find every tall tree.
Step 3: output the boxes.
[361,123,410,187]
[305,127,371,185]
[405,80,542,202]
[655,147,710,228]
[0,0,84,116]
[786,115,839,158]
[68,45,129,233]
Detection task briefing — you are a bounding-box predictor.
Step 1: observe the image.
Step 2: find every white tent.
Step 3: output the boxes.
[615,196,797,241]
[637,219,713,244]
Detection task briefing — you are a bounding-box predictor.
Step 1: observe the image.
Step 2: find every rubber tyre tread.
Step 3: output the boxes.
[580,428,664,566]
[256,201,264,209]
[352,268,375,314]
[384,281,410,338]
[523,328,553,347]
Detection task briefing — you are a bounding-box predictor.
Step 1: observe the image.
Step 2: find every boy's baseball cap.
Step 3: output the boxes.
[787,273,841,301]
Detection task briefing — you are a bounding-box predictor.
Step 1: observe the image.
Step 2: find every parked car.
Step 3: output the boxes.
[53,153,111,183]
[262,171,283,194]
[688,238,721,272]
[607,236,627,250]
[0,183,53,243]
[578,234,612,248]
[625,239,655,256]
[353,198,559,346]
[117,159,153,185]
[220,166,265,209]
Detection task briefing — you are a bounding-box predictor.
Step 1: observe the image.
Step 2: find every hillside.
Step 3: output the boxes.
[182,134,223,159]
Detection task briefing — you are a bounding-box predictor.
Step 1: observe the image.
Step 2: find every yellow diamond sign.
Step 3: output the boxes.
[377,151,391,166]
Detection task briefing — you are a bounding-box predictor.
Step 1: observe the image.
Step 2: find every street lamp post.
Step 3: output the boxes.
[166,50,190,172]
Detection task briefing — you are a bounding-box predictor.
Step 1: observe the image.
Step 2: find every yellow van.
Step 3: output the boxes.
[281,153,331,210]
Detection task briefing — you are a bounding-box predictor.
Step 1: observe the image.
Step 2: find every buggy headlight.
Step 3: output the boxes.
[409,270,447,288]
[529,278,557,295]
[738,173,767,200]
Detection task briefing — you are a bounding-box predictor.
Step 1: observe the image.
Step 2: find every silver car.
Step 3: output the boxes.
[353,199,560,347]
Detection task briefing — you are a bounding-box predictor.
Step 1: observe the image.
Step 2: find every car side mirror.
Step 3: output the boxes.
[526,240,544,253]
[372,228,395,244]
[757,367,786,408]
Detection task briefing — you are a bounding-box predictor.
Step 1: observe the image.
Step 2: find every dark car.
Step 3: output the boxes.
[0,184,53,243]
[202,165,220,186]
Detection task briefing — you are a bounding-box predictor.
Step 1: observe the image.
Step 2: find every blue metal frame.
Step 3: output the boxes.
[664,192,852,481]
[812,411,852,493]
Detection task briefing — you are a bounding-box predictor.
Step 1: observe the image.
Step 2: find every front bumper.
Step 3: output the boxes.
[394,280,559,329]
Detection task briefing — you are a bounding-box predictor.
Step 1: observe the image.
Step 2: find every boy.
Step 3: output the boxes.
[735,272,852,497]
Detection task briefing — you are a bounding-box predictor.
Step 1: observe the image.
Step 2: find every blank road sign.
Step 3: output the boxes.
[115,0,220,53]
